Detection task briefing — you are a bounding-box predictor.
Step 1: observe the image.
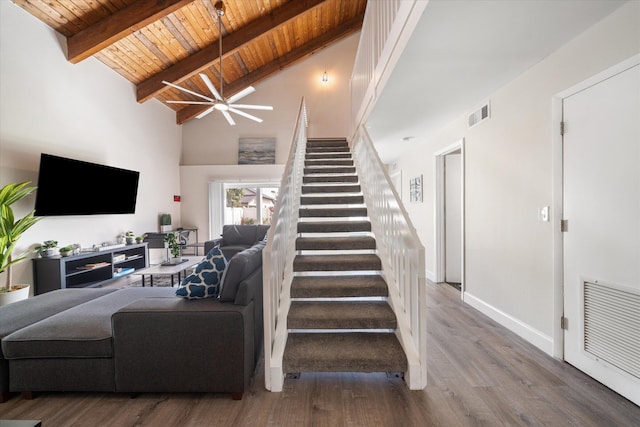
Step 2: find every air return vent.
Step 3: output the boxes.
[583,280,640,380]
[468,102,490,128]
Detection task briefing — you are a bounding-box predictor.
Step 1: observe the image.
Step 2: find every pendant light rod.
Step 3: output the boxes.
[216,1,225,98]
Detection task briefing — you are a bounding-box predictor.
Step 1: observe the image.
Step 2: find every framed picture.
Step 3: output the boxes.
[409,175,423,203]
[238,137,276,164]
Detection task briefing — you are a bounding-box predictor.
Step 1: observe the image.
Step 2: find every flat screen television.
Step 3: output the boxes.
[34,153,140,216]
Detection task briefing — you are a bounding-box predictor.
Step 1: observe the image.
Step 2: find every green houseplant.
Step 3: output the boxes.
[164,232,182,264]
[160,213,172,233]
[35,240,58,258]
[0,182,41,301]
[59,246,74,257]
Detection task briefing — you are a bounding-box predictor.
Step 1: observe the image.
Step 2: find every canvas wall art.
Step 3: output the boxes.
[410,175,423,203]
[238,137,276,165]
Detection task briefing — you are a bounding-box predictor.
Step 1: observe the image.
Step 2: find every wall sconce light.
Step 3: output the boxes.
[321,70,329,84]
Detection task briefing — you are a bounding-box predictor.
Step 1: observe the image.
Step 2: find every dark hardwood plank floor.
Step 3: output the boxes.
[1,281,638,426]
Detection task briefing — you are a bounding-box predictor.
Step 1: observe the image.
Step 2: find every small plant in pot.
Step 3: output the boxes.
[124,230,135,245]
[164,232,182,264]
[35,240,58,258]
[0,181,41,304]
[59,246,74,257]
[135,235,144,244]
[160,213,172,233]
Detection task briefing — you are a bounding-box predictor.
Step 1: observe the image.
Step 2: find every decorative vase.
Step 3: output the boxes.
[169,256,182,264]
[160,225,172,233]
[126,238,134,245]
[0,285,30,306]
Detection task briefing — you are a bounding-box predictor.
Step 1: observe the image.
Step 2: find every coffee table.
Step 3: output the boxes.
[135,259,199,287]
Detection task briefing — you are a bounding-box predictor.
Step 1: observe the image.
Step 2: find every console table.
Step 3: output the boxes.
[32,243,149,295]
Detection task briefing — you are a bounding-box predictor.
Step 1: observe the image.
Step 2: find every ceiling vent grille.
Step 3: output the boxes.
[468,102,490,128]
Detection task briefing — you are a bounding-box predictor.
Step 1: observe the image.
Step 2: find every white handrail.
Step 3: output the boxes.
[263,98,307,392]
[353,126,427,390]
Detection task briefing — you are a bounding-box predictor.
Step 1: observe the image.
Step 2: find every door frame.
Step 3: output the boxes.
[434,138,465,297]
[551,53,640,359]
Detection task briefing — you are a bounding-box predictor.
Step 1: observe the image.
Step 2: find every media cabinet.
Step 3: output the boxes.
[32,243,149,295]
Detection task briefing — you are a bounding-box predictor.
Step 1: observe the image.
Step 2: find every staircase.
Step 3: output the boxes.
[283,138,407,376]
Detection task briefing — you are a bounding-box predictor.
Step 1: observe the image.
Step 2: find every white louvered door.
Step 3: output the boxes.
[562,62,640,405]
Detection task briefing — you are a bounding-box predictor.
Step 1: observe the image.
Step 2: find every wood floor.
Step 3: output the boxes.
[1,281,638,426]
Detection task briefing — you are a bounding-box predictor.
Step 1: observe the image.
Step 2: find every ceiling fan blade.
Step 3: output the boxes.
[227,86,256,104]
[162,80,216,103]
[228,107,263,123]
[230,104,273,111]
[166,100,215,105]
[199,73,223,101]
[222,110,236,126]
[195,106,215,119]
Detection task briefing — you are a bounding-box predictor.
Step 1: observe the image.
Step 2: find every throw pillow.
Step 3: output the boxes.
[176,246,227,299]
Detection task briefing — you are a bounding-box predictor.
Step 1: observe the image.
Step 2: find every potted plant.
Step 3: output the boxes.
[0,181,41,305]
[35,240,58,258]
[164,232,182,264]
[59,246,74,257]
[160,213,172,233]
[135,235,144,244]
[124,231,135,245]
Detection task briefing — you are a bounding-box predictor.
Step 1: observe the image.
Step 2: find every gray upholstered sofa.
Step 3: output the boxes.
[205,224,269,260]
[0,241,265,401]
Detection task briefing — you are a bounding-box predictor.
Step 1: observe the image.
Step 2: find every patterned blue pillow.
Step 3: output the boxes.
[176,246,227,299]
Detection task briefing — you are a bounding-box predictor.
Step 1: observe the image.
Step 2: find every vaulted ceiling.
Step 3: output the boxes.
[14,0,366,124]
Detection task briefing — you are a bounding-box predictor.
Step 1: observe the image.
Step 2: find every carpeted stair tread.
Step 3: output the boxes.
[288,301,397,329]
[296,236,376,250]
[294,254,381,271]
[303,175,358,183]
[304,159,354,167]
[301,195,364,205]
[291,275,389,298]
[297,221,371,233]
[306,152,352,159]
[299,207,368,217]
[283,333,407,373]
[307,140,348,146]
[304,167,356,175]
[302,184,361,194]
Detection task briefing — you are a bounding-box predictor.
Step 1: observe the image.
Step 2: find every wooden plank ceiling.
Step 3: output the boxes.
[14,0,366,124]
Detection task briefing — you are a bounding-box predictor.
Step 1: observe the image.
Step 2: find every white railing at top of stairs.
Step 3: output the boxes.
[263,98,307,392]
[350,0,428,138]
[353,127,427,390]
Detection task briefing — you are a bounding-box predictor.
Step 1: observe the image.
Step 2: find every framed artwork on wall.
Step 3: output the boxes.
[409,175,423,203]
[238,137,276,164]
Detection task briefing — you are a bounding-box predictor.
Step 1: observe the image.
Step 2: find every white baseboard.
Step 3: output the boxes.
[463,291,554,356]
[426,270,436,282]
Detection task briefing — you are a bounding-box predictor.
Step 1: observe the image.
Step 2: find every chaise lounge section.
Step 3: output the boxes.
[0,239,266,401]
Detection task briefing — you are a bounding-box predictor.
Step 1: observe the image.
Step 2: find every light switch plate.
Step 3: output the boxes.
[539,206,550,222]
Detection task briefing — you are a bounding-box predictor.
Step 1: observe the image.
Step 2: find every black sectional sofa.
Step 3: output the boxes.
[0,235,266,401]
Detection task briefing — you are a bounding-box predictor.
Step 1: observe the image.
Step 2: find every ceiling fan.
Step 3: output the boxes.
[162,1,273,125]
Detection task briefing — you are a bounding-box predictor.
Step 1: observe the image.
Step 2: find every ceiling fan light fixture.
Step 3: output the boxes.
[214,102,229,111]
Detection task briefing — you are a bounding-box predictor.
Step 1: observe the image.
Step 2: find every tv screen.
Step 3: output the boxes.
[34,153,140,216]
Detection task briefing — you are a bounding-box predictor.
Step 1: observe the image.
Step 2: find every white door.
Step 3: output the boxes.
[563,63,639,403]
[445,153,462,283]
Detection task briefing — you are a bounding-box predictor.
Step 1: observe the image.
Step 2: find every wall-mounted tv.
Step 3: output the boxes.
[34,153,140,216]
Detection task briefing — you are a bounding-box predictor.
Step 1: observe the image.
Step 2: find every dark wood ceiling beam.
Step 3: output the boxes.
[66,0,193,64]
[176,13,364,124]
[136,0,328,103]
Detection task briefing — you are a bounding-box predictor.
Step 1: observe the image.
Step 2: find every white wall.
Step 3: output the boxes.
[180,33,359,166]
[179,32,359,240]
[0,2,183,287]
[390,1,640,353]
